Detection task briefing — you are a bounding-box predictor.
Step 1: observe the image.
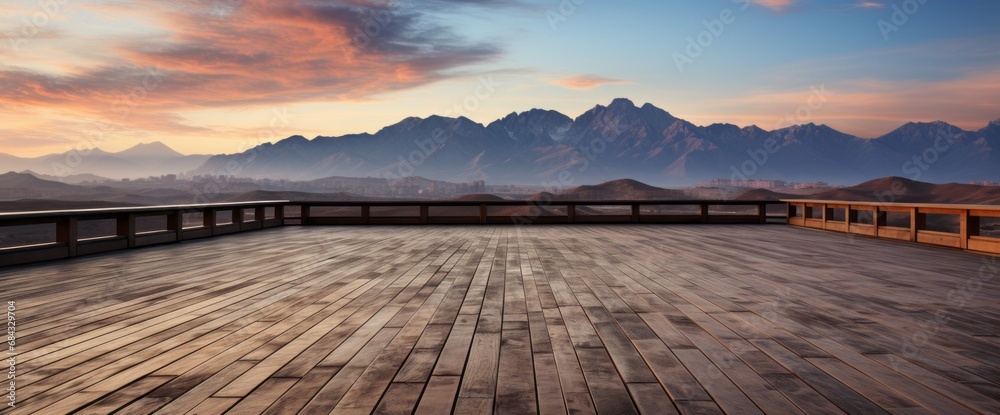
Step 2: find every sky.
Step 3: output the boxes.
[1,0,999,157]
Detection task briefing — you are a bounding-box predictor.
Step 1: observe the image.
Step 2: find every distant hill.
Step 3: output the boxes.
[733,189,800,201]
[0,199,143,213]
[536,179,687,201]
[222,190,367,202]
[454,194,508,202]
[735,176,1000,205]
[21,170,113,184]
[806,177,1000,204]
[0,171,80,190]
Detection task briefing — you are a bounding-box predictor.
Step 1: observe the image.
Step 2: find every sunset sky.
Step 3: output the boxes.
[2,0,998,157]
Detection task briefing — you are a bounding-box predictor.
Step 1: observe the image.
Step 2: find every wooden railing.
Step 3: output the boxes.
[784,199,1000,255]
[0,200,784,267]
[0,201,287,267]
[285,200,785,225]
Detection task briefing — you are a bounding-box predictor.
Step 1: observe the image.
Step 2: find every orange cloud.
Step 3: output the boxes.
[753,0,795,11]
[550,75,628,90]
[0,0,502,152]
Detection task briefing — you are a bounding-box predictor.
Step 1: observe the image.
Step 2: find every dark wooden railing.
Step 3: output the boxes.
[0,201,287,267]
[784,199,1000,255]
[0,200,784,267]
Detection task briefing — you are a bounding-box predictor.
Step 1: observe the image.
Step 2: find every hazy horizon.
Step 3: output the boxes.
[3,0,999,158]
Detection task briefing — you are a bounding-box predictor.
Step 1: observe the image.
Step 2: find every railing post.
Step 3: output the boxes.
[846,206,854,229]
[361,205,369,225]
[275,205,285,224]
[758,203,767,224]
[169,209,182,242]
[700,203,709,223]
[967,210,980,237]
[960,209,972,250]
[125,214,137,247]
[234,208,243,231]
[567,204,576,224]
[302,204,312,226]
[57,217,78,257]
[822,203,830,226]
[204,208,216,235]
[631,204,640,223]
[910,207,922,242]
[256,206,265,226]
[479,204,487,224]
[419,205,429,224]
[786,203,792,224]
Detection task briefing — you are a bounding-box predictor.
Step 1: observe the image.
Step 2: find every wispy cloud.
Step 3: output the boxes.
[753,0,796,12]
[695,69,1000,137]
[0,0,506,151]
[550,75,629,90]
[853,1,886,8]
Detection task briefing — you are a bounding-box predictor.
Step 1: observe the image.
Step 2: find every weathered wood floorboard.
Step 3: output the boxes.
[1,225,997,414]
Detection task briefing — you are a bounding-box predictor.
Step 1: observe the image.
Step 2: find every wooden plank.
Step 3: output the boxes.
[223,377,299,414]
[752,339,890,415]
[495,328,537,414]
[372,382,425,415]
[627,383,679,415]
[414,376,461,415]
[575,348,639,415]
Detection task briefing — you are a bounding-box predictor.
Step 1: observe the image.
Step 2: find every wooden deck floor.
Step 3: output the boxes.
[2,225,999,414]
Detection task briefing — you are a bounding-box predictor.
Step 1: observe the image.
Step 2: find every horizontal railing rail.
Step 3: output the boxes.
[783,199,1000,255]
[0,199,786,267]
[286,200,786,225]
[0,201,288,267]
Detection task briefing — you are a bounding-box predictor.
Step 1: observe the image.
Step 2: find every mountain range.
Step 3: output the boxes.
[4,99,999,185]
[193,98,1000,185]
[0,142,210,180]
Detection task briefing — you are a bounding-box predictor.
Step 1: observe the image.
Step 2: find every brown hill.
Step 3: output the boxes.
[454,194,508,202]
[223,190,367,202]
[0,199,143,213]
[0,171,79,190]
[557,179,686,200]
[808,177,1000,204]
[733,189,799,201]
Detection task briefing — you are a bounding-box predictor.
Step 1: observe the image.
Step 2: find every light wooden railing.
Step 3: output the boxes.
[0,200,784,267]
[784,199,1000,255]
